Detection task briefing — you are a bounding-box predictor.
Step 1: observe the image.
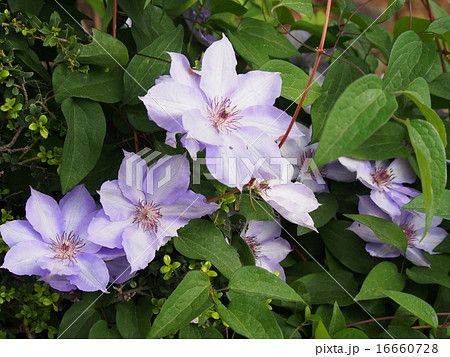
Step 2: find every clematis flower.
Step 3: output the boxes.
[140,35,301,189]
[0,185,109,292]
[252,179,320,231]
[96,248,135,284]
[281,123,355,193]
[338,157,420,216]
[240,220,291,281]
[348,196,447,267]
[88,151,219,273]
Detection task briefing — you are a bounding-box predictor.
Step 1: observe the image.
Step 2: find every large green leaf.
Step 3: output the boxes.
[237,18,298,59]
[217,296,283,339]
[378,0,406,23]
[179,324,224,339]
[310,57,364,142]
[260,60,321,107]
[402,190,450,220]
[383,31,435,93]
[320,221,381,274]
[7,0,43,14]
[122,26,183,105]
[58,300,101,338]
[148,271,213,338]
[314,74,397,167]
[278,0,313,18]
[348,121,410,160]
[78,29,129,68]
[174,219,242,279]
[116,300,141,339]
[237,194,276,221]
[400,77,447,146]
[60,98,106,193]
[229,266,307,304]
[53,65,123,103]
[117,1,175,50]
[355,262,405,301]
[88,320,122,339]
[212,0,247,16]
[383,290,438,329]
[227,31,269,68]
[329,302,346,336]
[406,119,447,234]
[406,266,450,289]
[333,328,369,339]
[344,214,407,252]
[429,73,450,101]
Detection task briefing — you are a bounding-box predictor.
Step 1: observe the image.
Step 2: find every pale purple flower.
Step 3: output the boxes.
[348,196,447,267]
[96,248,134,284]
[281,123,355,193]
[241,220,291,281]
[252,179,320,231]
[88,151,219,273]
[338,157,420,216]
[0,185,109,292]
[140,35,301,189]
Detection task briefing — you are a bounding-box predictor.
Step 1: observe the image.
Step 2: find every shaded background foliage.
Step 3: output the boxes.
[0,0,449,339]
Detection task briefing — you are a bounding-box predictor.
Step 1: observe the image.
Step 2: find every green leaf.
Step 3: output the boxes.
[320,221,381,274]
[278,0,313,18]
[365,26,393,60]
[295,270,358,306]
[78,29,129,68]
[53,65,123,104]
[217,296,283,339]
[179,324,224,339]
[429,73,450,101]
[60,98,106,193]
[58,300,101,338]
[355,262,405,301]
[117,1,175,50]
[88,320,122,339]
[383,31,435,93]
[126,104,162,133]
[314,320,331,339]
[237,194,276,221]
[237,18,298,59]
[406,119,447,235]
[174,219,242,279]
[260,60,321,107]
[136,296,153,338]
[148,271,213,338]
[383,290,438,329]
[297,193,338,236]
[406,266,450,289]
[310,57,364,142]
[344,214,407,252]
[314,74,397,167]
[227,31,269,68]
[400,77,447,146]
[329,302,346,336]
[333,328,369,339]
[7,0,44,14]
[337,0,355,13]
[122,26,183,105]
[116,300,141,339]
[378,0,406,23]
[348,121,410,160]
[229,266,307,304]
[402,190,450,220]
[212,0,247,16]
[426,17,450,42]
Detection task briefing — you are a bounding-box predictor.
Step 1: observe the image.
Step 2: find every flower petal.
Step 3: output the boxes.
[405,247,430,267]
[230,71,281,109]
[182,109,224,145]
[347,221,381,243]
[147,155,191,205]
[37,256,80,276]
[122,226,158,272]
[88,210,131,249]
[157,215,189,239]
[388,158,416,184]
[257,258,286,282]
[0,220,42,247]
[180,134,205,160]
[370,189,402,217]
[98,180,135,221]
[357,195,391,220]
[322,160,356,182]
[59,184,96,236]
[139,79,205,133]
[26,188,64,243]
[200,35,238,99]
[160,190,218,219]
[1,240,51,276]
[168,52,200,88]
[243,220,282,243]
[67,253,110,292]
[105,255,134,284]
[117,151,147,204]
[259,237,291,263]
[414,227,448,254]
[365,243,400,258]
[40,275,77,292]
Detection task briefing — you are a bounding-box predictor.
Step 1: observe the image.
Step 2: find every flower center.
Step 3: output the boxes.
[372,167,395,187]
[243,236,261,259]
[133,200,162,232]
[207,97,241,134]
[49,231,85,263]
[400,221,417,247]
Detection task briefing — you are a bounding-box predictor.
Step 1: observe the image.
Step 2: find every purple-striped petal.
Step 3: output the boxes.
[160,190,218,219]
[122,226,158,272]
[98,180,135,221]
[1,240,50,276]
[0,220,42,247]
